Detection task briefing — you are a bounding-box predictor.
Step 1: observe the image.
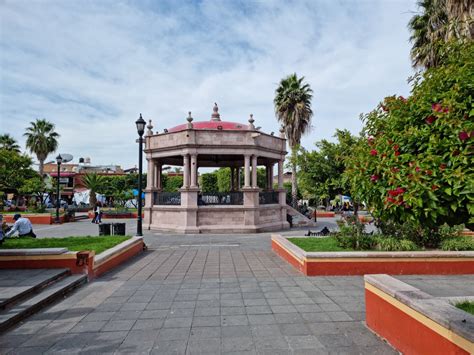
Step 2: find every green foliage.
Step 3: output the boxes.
[200,173,218,192]
[163,175,183,192]
[0,236,130,254]
[0,134,20,153]
[346,42,474,231]
[441,237,474,251]
[82,173,106,206]
[18,176,48,204]
[288,237,350,252]
[456,301,474,315]
[335,216,376,250]
[216,168,231,192]
[0,149,37,193]
[297,129,358,202]
[375,237,419,251]
[24,119,60,176]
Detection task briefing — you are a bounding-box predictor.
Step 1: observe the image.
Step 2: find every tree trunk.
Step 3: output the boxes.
[89,190,97,207]
[291,158,298,209]
[38,159,44,177]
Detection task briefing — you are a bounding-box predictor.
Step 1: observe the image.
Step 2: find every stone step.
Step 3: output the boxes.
[0,274,87,333]
[0,268,70,310]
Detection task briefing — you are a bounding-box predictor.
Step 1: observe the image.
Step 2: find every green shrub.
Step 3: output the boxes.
[334,233,376,250]
[375,236,418,251]
[441,237,474,251]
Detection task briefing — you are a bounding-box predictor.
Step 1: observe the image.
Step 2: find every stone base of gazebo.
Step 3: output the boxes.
[145,204,289,234]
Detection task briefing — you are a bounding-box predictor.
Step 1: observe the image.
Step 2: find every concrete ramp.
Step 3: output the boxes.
[286,205,316,227]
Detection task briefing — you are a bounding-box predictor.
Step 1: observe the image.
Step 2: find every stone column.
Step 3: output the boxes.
[230,167,235,191]
[237,168,241,190]
[265,164,273,190]
[190,154,198,188]
[278,159,284,188]
[251,155,258,188]
[146,159,155,191]
[156,162,162,190]
[182,154,190,188]
[244,155,251,188]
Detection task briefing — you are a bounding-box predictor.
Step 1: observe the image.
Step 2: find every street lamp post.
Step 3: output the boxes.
[55,154,63,224]
[135,114,146,236]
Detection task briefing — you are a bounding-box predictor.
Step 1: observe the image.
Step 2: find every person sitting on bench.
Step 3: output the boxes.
[4,214,36,240]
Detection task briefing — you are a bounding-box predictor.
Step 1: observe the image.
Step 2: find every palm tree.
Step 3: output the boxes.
[0,134,21,153]
[274,73,313,209]
[82,173,105,207]
[24,119,60,176]
[408,0,473,69]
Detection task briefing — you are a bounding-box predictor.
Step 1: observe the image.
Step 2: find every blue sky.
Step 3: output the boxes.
[1,0,417,168]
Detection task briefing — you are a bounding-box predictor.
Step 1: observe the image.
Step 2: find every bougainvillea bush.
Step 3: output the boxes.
[346,42,473,246]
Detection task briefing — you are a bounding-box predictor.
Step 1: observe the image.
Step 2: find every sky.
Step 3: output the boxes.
[0,0,418,169]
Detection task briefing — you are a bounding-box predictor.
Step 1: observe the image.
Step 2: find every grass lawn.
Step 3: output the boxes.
[287,237,353,252]
[456,301,474,316]
[0,236,130,254]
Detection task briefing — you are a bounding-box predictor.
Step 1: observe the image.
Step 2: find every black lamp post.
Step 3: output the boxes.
[55,154,63,224]
[135,114,146,236]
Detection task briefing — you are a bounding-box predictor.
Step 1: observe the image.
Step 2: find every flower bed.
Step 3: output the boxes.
[3,213,70,224]
[272,234,474,276]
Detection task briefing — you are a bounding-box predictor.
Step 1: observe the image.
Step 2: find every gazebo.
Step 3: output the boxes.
[143,104,290,233]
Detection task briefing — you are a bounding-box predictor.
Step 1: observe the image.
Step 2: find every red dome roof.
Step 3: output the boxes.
[168,120,248,133]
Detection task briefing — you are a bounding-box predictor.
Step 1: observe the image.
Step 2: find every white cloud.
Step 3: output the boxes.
[0,0,417,168]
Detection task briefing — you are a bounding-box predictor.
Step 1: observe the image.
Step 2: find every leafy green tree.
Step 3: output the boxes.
[18,176,48,205]
[82,173,106,206]
[24,119,60,176]
[163,175,183,192]
[0,134,20,153]
[346,42,473,230]
[201,172,219,192]
[0,149,37,194]
[274,73,314,208]
[408,0,473,69]
[297,129,358,206]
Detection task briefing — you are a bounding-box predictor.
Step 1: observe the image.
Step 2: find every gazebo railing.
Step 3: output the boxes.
[259,191,279,204]
[198,192,244,205]
[154,192,181,205]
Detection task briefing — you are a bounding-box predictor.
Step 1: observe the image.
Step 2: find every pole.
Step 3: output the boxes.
[137,135,143,236]
[55,162,61,223]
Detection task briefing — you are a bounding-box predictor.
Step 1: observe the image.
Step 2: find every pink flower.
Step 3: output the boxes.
[443,107,449,113]
[394,151,400,157]
[398,96,407,102]
[415,167,421,172]
[432,103,442,112]
[368,136,375,145]
[370,175,379,182]
[370,149,378,156]
[425,116,436,124]
[459,131,469,141]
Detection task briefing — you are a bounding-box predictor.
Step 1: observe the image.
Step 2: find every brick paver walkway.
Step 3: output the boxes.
[0,228,397,354]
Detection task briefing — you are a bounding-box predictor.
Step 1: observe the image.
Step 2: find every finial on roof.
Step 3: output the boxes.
[146,119,154,136]
[187,111,194,129]
[248,114,255,130]
[279,125,285,138]
[211,103,221,121]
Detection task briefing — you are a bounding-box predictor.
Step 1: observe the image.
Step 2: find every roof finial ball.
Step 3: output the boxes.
[248,114,255,130]
[146,119,154,136]
[211,102,221,121]
[186,111,194,129]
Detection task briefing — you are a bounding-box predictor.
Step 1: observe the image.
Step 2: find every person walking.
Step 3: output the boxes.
[91,204,101,224]
[0,214,36,244]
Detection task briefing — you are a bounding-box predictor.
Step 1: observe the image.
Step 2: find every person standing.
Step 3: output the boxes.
[1,214,36,243]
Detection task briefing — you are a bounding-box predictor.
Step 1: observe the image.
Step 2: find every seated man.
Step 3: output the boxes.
[2,214,36,242]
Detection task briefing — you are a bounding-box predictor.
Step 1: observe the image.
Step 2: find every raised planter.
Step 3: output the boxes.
[271,234,474,276]
[365,274,474,354]
[0,237,144,279]
[87,211,144,219]
[313,211,335,218]
[3,213,69,225]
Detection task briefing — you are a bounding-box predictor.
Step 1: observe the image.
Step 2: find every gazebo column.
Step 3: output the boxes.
[266,163,274,191]
[182,154,190,188]
[277,158,289,229]
[230,167,235,191]
[145,158,157,230]
[190,154,198,188]
[251,155,258,188]
[244,155,251,188]
[179,153,199,234]
[156,162,162,190]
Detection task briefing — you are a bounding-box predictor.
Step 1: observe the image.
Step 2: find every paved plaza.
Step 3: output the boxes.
[0,218,471,354]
